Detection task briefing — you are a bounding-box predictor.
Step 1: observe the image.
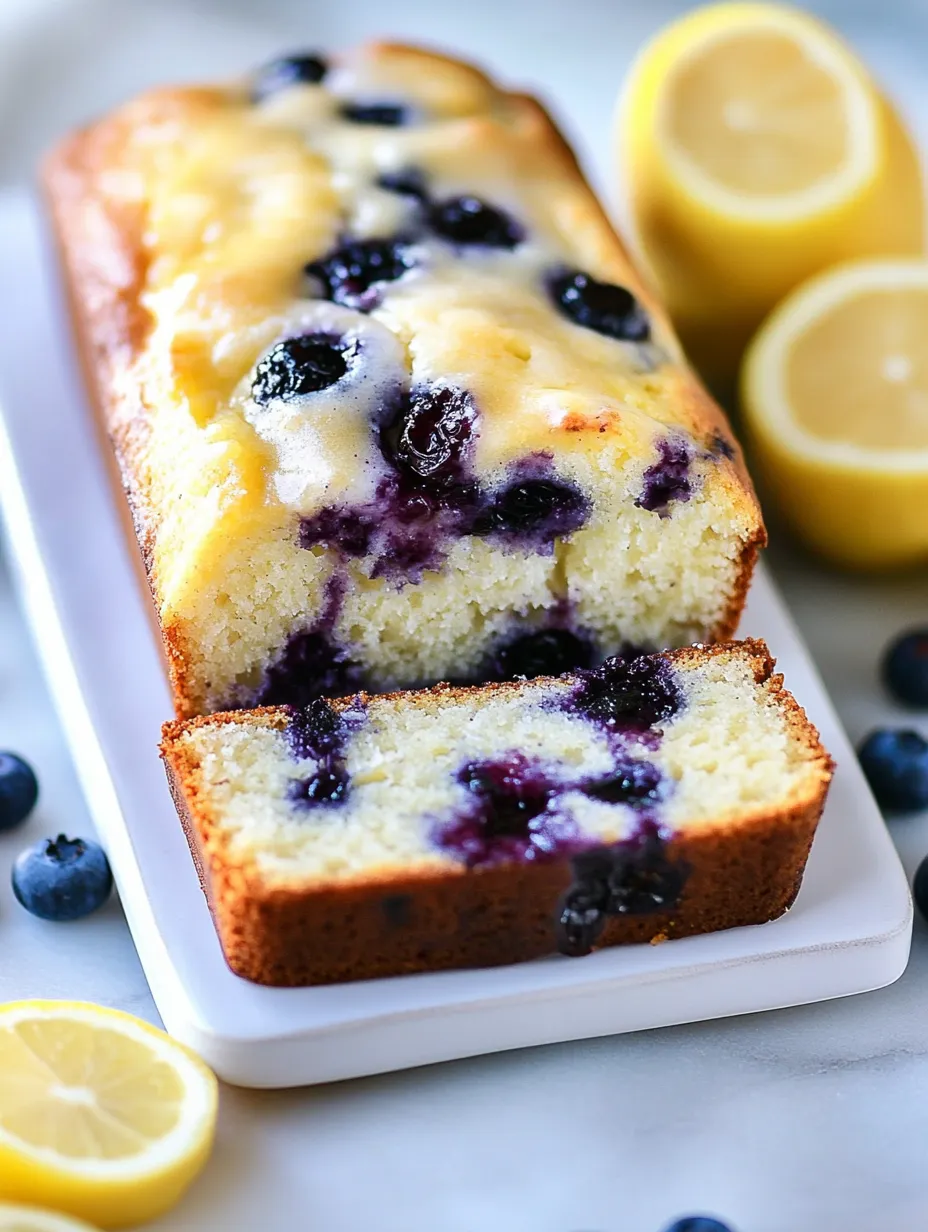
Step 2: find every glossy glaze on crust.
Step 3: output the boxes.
[44,43,764,718]
[161,641,832,986]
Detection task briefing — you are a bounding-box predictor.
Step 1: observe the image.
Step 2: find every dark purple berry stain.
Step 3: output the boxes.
[474,478,588,548]
[299,505,377,559]
[549,269,650,342]
[376,168,428,200]
[257,574,363,708]
[433,754,579,868]
[572,654,682,735]
[252,334,351,405]
[299,394,589,582]
[427,196,525,249]
[434,750,669,871]
[285,697,363,810]
[636,436,693,516]
[340,101,409,126]
[556,825,690,957]
[251,53,328,102]
[584,760,663,806]
[491,628,595,682]
[305,239,414,310]
[259,630,364,708]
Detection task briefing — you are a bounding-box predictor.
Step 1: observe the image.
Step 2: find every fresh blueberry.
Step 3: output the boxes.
[385,385,478,485]
[549,269,650,341]
[858,729,928,811]
[883,630,928,707]
[12,835,113,921]
[491,628,595,681]
[340,101,409,126]
[475,479,589,543]
[376,168,428,200]
[305,239,413,309]
[662,1218,735,1232]
[913,853,928,922]
[252,334,351,405]
[427,195,524,249]
[0,752,39,831]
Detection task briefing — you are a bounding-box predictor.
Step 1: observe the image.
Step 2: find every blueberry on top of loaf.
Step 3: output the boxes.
[161,641,832,985]
[45,42,764,718]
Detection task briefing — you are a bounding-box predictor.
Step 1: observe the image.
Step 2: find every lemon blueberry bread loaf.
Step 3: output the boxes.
[161,639,832,986]
[45,43,764,719]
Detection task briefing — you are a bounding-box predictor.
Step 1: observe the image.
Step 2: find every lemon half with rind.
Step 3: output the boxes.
[0,1002,218,1231]
[0,1205,100,1232]
[618,1,924,391]
[741,258,928,569]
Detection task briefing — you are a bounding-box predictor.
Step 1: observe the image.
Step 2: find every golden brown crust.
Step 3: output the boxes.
[161,640,832,987]
[43,43,764,722]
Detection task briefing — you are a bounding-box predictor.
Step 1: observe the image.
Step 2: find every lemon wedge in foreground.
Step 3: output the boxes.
[618,1,924,390]
[0,1205,99,1232]
[742,258,928,569]
[0,1002,218,1230]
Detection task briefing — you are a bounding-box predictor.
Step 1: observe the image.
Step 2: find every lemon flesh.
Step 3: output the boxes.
[0,1003,218,1230]
[619,1,924,392]
[0,1205,100,1232]
[742,259,928,568]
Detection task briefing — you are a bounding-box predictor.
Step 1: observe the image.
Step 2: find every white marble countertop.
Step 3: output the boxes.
[2,1,928,1229]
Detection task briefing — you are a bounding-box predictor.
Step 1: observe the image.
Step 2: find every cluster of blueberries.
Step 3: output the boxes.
[856,629,928,917]
[0,752,111,921]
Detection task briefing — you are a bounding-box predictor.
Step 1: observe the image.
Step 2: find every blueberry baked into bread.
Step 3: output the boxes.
[161,640,832,986]
[44,43,764,719]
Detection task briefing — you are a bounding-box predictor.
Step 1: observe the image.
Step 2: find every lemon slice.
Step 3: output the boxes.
[0,1205,99,1232]
[0,1002,218,1231]
[742,258,928,568]
[618,1,924,390]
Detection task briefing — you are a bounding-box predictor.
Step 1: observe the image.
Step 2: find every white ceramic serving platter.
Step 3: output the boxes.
[0,189,913,1088]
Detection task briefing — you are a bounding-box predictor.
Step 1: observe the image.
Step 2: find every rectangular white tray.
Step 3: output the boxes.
[0,189,912,1088]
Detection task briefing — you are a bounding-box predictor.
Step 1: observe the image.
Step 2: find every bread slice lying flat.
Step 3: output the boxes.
[161,639,833,986]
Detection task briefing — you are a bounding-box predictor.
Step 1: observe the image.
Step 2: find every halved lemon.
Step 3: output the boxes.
[0,1002,218,1230]
[741,258,928,568]
[618,1,924,391]
[0,1205,99,1232]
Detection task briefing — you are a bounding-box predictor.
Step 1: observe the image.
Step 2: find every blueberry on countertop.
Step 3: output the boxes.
[662,1218,736,1232]
[0,752,39,831]
[883,630,928,707]
[251,53,328,102]
[858,729,928,812]
[12,835,113,921]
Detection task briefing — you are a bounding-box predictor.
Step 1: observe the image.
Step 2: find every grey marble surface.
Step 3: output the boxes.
[1,1,928,1229]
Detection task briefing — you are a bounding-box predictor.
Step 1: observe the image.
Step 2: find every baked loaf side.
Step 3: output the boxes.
[45,43,764,719]
[161,640,832,987]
